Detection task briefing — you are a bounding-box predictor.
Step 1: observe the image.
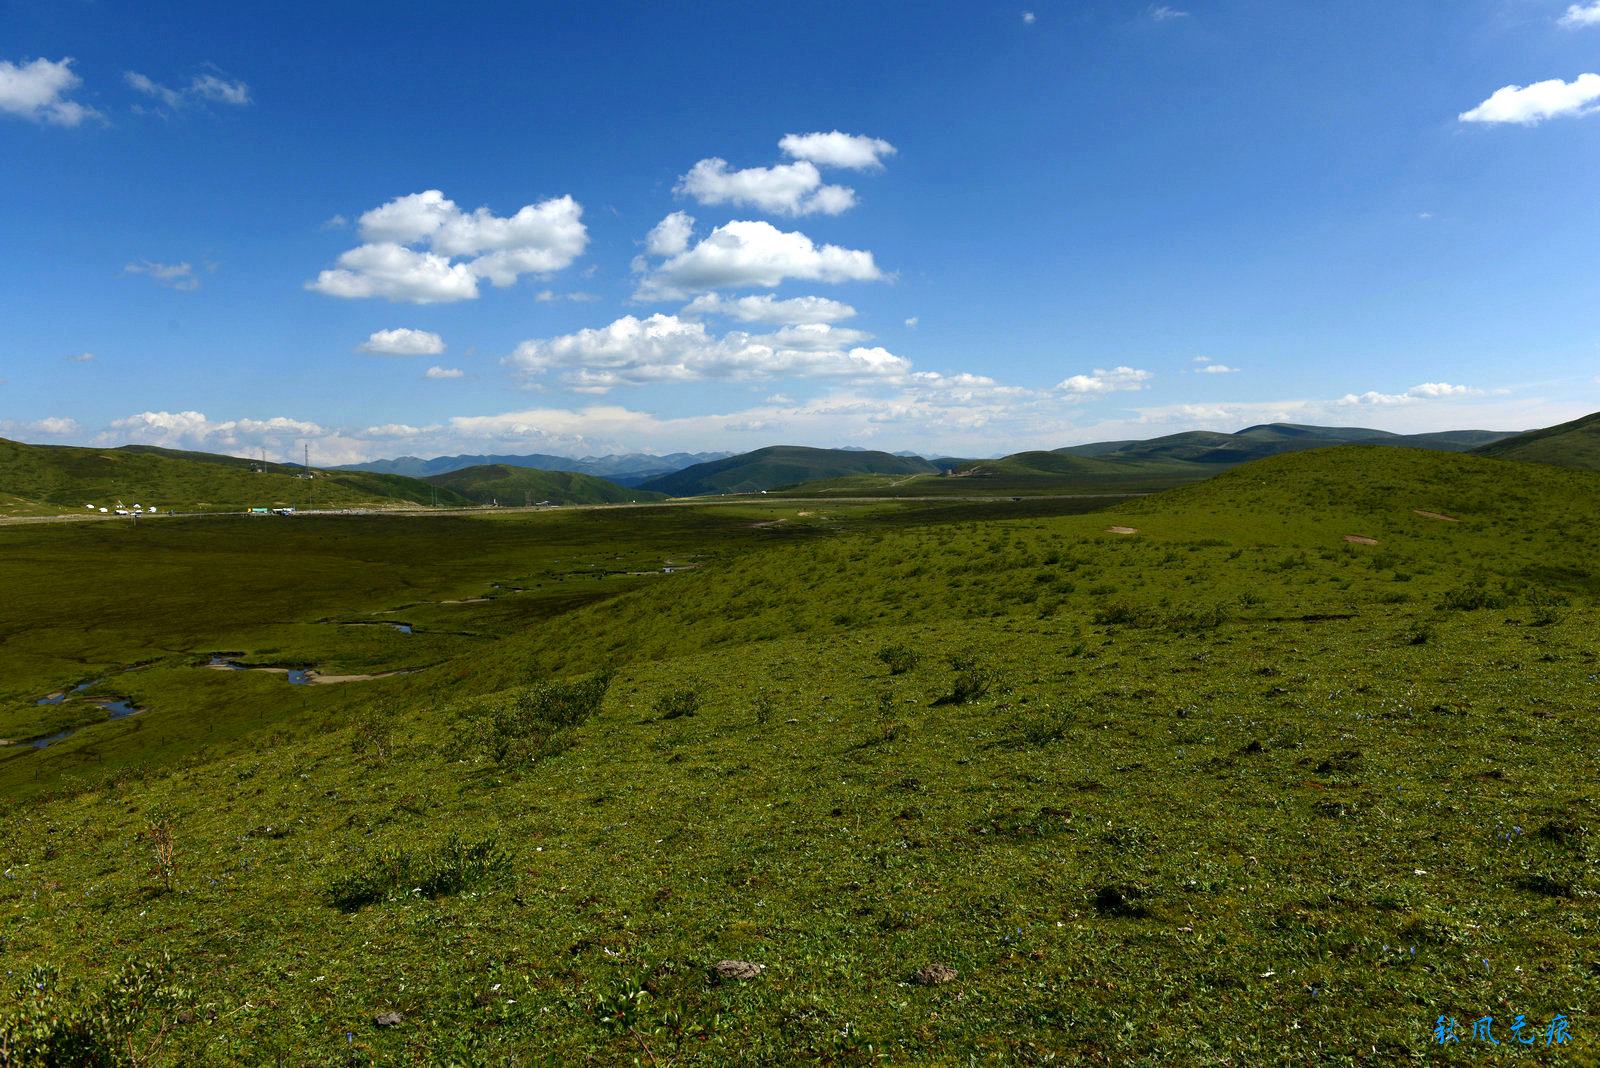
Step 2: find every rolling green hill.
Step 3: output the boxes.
[421,464,667,505]
[638,445,939,496]
[1469,409,1600,471]
[0,436,473,516]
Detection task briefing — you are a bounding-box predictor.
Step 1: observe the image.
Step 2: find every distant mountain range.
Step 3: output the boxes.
[637,446,939,496]
[1051,422,1515,465]
[336,450,733,487]
[12,416,1599,514]
[421,465,667,506]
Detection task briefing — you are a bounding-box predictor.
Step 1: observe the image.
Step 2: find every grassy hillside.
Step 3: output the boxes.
[2,447,1597,1065]
[1470,409,1600,471]
[640,445,938,496]
[0,437,472,516]
[421,464,668,506]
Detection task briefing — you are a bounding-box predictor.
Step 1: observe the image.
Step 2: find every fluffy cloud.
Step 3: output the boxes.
[778,131,897,171]
[0,416,82,439]
[1559,2,1600,27]
[307,190,587,303]
[97,410,383,465]
[681,293,857,325]
[1198,363,1239,374]
[126,70,251,109]
[1056,366,1153,393]
[0,57,101,126]
[1459,74,1600,124]
[644,211,696,256]
[1337,382,1483,406]
[308,244,477,303]
[676,158,854,217]
[425,366,464,379]
[123,260,199,290]
[504,313,907,392]
[356,328,445,356]
[634,220,884,301]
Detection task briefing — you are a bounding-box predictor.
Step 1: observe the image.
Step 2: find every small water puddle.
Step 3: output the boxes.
[206,657,313,684]
[28,697,145,748]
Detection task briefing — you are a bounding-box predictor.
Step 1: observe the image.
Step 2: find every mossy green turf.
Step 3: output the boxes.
[2,447,1597,1065]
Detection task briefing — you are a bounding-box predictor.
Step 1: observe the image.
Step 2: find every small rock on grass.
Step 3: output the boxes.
[374,1010,403,1027]
[911,964,957,985]
[710,960,764,982]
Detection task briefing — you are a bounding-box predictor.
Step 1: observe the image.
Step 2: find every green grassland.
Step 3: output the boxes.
[1472,410,1600,471]
[1,447,1597,1065]
[0,437,473,516]
[421,464,668,506]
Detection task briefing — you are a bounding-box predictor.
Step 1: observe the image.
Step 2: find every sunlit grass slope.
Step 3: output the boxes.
[0,437,474,516]
[1471,409,1600,471]
[1,447,1596,1066]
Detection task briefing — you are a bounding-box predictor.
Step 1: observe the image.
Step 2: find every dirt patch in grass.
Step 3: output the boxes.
[1414,510,1460,522]
[1342,534,1378,545]
[1106,526,1140,535]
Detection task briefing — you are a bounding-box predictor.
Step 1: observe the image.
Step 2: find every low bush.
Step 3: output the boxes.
[934,654,1000,706]
[875,644,922,675]
[0,954,190,1068]
[327,833,509,911]
[653,688,701,720]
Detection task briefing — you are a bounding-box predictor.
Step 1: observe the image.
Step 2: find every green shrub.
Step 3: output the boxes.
[653,688,701,719]
[935,655,999,706]
[0,954,190,1068]
[875,644,922,675]
[450,669,612,766]
[327,833,509,911]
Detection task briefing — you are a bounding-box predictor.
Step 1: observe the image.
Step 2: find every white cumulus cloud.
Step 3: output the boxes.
[1337,382,1484,406]
[644,211,696,257]
[676,158,855,217]
[504,313,907,393]
[0,57,101,126]
[356,328,445,356]
[425,366,464,380]
[308,190,588,304]
[1559,2,1600,27]
[681,293,857,325]
[1199,363,1239,374]
[1459,73,1600,124]
[634,220,885,301]
[0,416,82,439]
[1056,366,1153,393]
[778,131,897,171]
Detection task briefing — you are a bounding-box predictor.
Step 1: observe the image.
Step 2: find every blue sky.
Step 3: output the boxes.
[3,0,1598,463]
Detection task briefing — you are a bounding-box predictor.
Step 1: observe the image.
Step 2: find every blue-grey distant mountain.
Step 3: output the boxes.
[639,446,939,496]
[335,450,732,486]
[1053,423,1517,466]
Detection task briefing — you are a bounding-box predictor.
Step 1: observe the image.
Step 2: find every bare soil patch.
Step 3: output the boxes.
[1106,526,1140,535]
[1342,534,1379,545]
[1414,509,1460,522]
